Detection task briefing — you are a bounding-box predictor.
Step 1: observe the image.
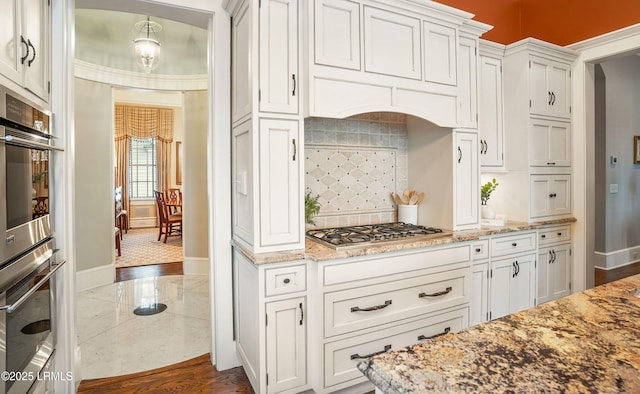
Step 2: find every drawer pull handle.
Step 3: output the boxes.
[418,327,451,341]
[283,278,291,284]
[350,344,391,360]
[351,300,392,312]
[475,248,481,253]
[512,242,518,247]
[419,287,452,298]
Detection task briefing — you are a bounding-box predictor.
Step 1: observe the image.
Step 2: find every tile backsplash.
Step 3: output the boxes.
[304,113,408,228]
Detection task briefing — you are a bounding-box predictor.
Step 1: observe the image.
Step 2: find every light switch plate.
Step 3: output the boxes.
[610,184,619,193]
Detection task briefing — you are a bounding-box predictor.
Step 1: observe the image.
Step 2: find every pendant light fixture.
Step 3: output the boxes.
[133,16,162,73]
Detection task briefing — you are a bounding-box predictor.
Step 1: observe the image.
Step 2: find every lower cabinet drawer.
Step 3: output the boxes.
[538,225,571,246]
[323,307,469,390]
[490,232,536,257]
[324,267,469,337]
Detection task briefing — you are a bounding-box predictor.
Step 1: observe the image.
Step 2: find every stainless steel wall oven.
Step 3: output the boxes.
[0,240,64,394]
[0,85,59,267]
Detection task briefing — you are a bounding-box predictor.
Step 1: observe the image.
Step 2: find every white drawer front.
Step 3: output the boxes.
[323,307,468,389]
[324,267,469,337]
[265,264,306,297]
[538,225,571,246]
[471,239,489,261]
[323,245,470,286]
[490,232,536,257]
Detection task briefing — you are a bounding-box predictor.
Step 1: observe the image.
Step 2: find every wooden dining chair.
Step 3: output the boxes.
[115,186,128,239]
[154,190,182,243]
[165,188,182,214]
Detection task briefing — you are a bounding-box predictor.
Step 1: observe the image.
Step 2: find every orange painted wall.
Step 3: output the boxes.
[435,0,640,46]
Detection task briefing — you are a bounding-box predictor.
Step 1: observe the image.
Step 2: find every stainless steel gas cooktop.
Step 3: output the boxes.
[305,222,451,250]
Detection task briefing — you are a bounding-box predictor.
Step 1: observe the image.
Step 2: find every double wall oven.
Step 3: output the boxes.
[0,85,64,394]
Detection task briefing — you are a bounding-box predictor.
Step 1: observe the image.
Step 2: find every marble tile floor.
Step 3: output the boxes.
[76,274,211,380]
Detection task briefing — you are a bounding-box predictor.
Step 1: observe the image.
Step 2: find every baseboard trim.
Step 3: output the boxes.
[183,257,209,275]
[76,264,115,291]
[594,245,640,270]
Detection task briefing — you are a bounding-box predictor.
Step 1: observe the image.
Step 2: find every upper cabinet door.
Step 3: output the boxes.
[22,0,49,102]
[259,0,299,114]
[363,6,421,80]
[423,21,457,86]
[529,118,571,167]
[457,36,477,129]
[0,0,22,84]
[314,0,360,70]
[231,1,252,123]
[529,56,571,119]
[454,131,479,229]
[478,55,504,168]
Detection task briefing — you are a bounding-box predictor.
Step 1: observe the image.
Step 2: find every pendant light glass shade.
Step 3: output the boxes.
[133,17,162,73]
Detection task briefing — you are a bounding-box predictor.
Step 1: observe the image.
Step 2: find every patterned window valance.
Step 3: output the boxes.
[114,103,174,142]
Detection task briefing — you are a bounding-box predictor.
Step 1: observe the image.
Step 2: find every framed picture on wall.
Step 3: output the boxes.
[635,136,640,164]
[176,141,182,185]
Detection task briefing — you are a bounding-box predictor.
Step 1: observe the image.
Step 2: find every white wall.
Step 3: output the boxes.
[596,55,640,256]
[73,78,115,275]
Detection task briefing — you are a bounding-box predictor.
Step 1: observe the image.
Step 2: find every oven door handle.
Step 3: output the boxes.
[0,260,66,313]
[0,135,64,152]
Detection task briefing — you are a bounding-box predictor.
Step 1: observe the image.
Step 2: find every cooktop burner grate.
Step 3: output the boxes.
[305,222,450,250]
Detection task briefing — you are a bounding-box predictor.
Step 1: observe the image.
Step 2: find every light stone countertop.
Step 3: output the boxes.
[234,217,576,265]
[357,273,640,393]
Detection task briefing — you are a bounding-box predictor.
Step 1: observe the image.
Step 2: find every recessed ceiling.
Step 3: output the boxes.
[75,9,208,75]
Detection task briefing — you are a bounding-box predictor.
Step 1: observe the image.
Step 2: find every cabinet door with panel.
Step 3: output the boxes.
[22,0,49,101]
[529,118,571,167]
[313,0,361,70]
[0,0,22,84]
[530,174,571,219]
[470,262,489,326]
[363,6,421,80]
[478,55,504,167]
[457,36,477,129]
[454,131,479,229]
[423,21,457,86]
[489,254,536,320]
[259,119,301,247]
[537,243,571,304]
[266,298,307,394]
[529,55,571,119]
[259,0,299,114]
[231,0,252,123]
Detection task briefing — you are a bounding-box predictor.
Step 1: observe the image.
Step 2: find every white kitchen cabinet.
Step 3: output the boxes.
[234,251,309,394]
[314,244,472,392]
[454,131,479,229]
[259,0,299,114]
[529,55,572,119]
[0,0,49,103]
[423,20,457,86]
[530,174,571,219]
[363,6,421,80]
[305,0,491,126]
[259,119,301,247]
[478,41,505,168]
[537,225,572,305]
[266,298,307,394]
[228,0,304,253]
[231,0,252,124]
[470,261,489,326]
[457,35,477,129]
[313,0,361,70]
[489,253,536,320]
[529,118,571,167]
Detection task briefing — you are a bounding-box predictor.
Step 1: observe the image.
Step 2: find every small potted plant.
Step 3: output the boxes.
[480,178,499,219]
[305,192,321,226]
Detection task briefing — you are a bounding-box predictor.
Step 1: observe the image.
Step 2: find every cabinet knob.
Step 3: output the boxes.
[549,193,557,198]
[283,278,291,284]
[557,232,562,236]
[475,248,481,253]
[541,234,546,239]
[512,242,517,247]
[546,162,556,165]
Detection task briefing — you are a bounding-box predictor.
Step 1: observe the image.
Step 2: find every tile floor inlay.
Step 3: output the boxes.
[133,303,167,316]
[77,274,210,379]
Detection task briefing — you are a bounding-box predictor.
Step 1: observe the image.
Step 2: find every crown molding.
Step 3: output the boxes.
[568,23,640,52]
[74,60,207,91]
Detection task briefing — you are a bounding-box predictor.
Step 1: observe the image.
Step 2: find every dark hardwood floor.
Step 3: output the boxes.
[77,354,253,393]
[595,261,640,286]
[81,264,254,393]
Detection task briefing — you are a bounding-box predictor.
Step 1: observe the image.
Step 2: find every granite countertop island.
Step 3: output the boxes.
[358,274,640,393]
